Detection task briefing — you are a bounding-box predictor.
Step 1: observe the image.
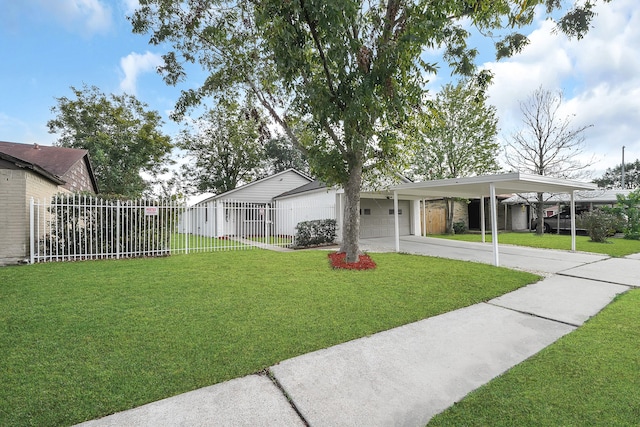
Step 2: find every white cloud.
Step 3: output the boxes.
[41,0,112,35]
[119,51,164,95]
[480,0,640,177]
[1,0,113,36]
[121,0,140,15]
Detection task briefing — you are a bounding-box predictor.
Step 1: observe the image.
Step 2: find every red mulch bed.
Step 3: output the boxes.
[328,252,377,270]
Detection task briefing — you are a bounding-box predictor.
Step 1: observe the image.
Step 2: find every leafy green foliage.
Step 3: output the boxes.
[0,251,538,426]
[611,188,640,240]
[47,85,173,198]
[577,209,621,243]
[453,221,468,234]
[263,137,309,175]
[177,100,268,195]
[41,193,174,258]
[413,79,500,181]
[593,159,640,189]
[294,219,337,247]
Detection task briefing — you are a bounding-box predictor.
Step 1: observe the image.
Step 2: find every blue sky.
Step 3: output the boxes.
[1,0,638,181]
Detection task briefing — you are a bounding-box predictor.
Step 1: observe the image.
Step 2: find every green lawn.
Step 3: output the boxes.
[0,251,538,427]
[432,232,640,257]
[428,289,640,426]
[169,233,251,251]
[246,235,294,246]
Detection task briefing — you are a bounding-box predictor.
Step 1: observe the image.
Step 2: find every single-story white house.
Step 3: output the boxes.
[184,169,421,241]
[274,176,421,239]
[181,169,314,238]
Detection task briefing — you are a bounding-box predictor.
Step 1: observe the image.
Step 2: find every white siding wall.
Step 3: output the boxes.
[274,188,338,236]
[219,171,311,203]
[187,170,314,237]
[359,198,411,238]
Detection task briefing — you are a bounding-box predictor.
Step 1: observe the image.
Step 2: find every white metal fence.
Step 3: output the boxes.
[29,195,337,263]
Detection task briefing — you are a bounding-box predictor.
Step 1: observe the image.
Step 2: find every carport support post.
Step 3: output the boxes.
[480,196,485,243]
[489,183,499,266]
[394,191,400,252]
[423,199,427,236]
[570,191,576,252]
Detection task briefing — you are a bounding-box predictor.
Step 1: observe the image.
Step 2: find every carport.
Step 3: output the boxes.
[390,173,597,266]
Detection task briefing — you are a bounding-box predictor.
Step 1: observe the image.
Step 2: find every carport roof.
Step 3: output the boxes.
[391,172,597,198]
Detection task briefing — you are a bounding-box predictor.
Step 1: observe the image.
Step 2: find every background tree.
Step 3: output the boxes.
[263,137,310,176]
[178,100,268,195]
[132,0,610,262]
[47,85,173,198]
[594,160,640,189]
[413,79,500,233]
[504,86,594,235]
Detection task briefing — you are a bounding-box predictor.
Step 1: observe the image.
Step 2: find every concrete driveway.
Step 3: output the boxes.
[359,235,609,274]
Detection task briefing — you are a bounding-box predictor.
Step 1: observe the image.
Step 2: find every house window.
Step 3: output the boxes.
[389,209,402,215]
[359,208,371,215]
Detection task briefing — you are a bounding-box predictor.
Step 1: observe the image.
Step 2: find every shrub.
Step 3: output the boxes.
[611,189,640,240]
[453,221,467,234]
[294,219,337,247]
[41,193,173,257]
[577,210,621,243]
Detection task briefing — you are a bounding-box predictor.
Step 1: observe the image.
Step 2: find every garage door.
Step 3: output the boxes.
[359,199,411,238]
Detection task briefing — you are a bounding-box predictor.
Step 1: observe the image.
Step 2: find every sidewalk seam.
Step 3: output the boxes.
[263,369,310,427]
[485,302,582,328]
[555,272,637,288]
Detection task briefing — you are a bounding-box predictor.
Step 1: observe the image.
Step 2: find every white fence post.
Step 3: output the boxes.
[29,197,35,264]
[116,200,121,259]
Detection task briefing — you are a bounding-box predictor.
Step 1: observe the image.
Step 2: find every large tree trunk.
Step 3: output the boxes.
[535,191,545,235]
[444,197,455,234]
[341,161,364,263]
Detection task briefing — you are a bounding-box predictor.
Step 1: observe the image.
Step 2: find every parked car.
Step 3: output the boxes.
[530,211,587,233]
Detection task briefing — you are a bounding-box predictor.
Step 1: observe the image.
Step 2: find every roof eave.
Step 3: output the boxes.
[0,152,66,185]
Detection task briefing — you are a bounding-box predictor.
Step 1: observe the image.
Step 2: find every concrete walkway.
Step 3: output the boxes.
[359,235,609,274]
[76,239,639,427]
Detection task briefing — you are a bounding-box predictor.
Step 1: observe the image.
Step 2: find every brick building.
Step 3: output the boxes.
[0,141,98,265]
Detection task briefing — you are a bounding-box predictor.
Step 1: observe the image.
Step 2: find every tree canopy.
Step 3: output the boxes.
[594,160,640,189]
[131,0,611,261]
[413,79,500,181]
[47,85,173,198]
[263,137,310,176]
[177,100,269,195]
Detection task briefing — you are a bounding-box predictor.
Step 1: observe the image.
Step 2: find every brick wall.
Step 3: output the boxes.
[0,169,66,265]
[0,169,29,265]
[61,159,95,193]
